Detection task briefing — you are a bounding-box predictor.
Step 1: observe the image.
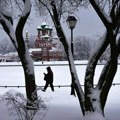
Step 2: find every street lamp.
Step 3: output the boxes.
[66,15,77,58]
[66,15,77,96]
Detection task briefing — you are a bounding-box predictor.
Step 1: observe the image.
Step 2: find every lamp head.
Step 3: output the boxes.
[66,15,77,29]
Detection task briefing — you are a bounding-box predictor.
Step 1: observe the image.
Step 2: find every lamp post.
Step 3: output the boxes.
[66,15,77,96]
[66,15,77,59]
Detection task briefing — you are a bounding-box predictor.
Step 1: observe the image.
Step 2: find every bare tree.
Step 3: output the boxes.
[74,36,93,60]
[34,0,120,119]
[84,0,120,117]
[0,0,38,109]
[34,0,86,115]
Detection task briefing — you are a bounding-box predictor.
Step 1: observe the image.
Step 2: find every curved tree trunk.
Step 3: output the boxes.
[15,0,38,109]
[50,1,85,115]
[0,0,38,110]
[84,0,119,119]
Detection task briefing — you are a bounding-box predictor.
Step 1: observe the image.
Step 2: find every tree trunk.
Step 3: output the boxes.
[15,0,38,109]
[50,3,85,114]
[84,111,106,120]
[17,43,38,109]
[0,11,38,109]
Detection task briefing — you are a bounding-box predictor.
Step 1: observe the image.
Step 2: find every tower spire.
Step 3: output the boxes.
[25,31,30,49]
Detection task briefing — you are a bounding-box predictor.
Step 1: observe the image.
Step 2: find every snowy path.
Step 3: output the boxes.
[0,63,120,120]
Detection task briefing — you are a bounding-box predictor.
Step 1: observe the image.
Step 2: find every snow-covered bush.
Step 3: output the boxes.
[0,90,47,120]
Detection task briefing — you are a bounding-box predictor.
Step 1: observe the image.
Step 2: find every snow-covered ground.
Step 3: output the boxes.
[0,61,120,120]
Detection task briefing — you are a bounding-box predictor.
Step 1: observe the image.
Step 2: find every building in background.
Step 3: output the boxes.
[29,21,64,61]
[0,21,65,62]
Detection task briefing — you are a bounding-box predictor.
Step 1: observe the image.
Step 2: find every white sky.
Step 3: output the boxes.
[0,5,106,40]
[24,6,106,39]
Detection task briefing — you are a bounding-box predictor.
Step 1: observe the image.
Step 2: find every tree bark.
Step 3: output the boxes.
[0,0,38,109]
[50,1,85,115]
[15,0,38,109]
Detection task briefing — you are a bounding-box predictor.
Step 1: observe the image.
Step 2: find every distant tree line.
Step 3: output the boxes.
[74,36,96,60]
[0,37,16,54]
[0,35,35,54]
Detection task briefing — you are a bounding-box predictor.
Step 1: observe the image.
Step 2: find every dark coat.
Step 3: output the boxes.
[44,69,53,83]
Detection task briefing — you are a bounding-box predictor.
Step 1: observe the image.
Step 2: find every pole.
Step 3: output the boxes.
[70,28,76,96]
[71,28,74,58]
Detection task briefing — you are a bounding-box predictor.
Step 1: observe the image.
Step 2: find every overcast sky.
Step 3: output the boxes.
[25,6,106,39]
[0,5,106,40]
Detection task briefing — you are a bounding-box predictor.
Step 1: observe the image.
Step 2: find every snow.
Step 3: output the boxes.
[25,46,34,75]
[0,61,120,120]
[29,48,42,52]
[84,111,105,120]
[41,21,48,26]
[49,47,58,51]
[41,34,50,38]
[21,0,31,17]
[5,52,18,56]
[44,25,52,29]
[91,89,102,113]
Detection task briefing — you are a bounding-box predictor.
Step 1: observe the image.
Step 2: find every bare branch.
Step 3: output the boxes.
[89,0,112,29]
[0,12,18,49]
[15,0,32,49]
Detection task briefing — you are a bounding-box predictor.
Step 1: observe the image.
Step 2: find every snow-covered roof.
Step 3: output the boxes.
[41,21,48,26]
[41,34,50,38]
[29,48,42,53]
[49,47,58,52]
[44,25,52,30]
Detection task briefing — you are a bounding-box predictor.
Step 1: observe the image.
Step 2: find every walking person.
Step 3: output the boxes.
[42,66,54,92]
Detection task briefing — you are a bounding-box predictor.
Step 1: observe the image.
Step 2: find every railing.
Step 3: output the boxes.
[0,83,120,88]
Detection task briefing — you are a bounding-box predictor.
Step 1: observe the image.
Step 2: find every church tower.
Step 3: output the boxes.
[37,21,53,40]
[25,31,30,49]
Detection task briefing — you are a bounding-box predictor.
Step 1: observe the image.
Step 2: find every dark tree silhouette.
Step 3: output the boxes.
[35,0,120,119]
[0,0,38,109]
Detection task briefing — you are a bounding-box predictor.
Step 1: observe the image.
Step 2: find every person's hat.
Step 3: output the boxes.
[46,66,51,70]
